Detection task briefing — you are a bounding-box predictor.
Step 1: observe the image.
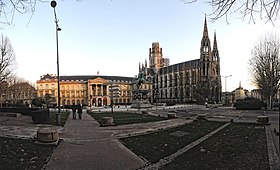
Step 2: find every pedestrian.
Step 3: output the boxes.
[77,104,82,119]
[72,103,76,119]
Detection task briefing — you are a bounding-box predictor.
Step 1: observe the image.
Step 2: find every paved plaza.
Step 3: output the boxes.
[0,105,279,169]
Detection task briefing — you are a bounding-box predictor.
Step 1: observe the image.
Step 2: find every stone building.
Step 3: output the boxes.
[140,17,222,104]
[233,82,249,102]
[6,82,36,106]
[36,74,138,107]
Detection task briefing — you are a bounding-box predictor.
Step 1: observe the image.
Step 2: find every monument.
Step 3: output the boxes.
[131,70,152,109]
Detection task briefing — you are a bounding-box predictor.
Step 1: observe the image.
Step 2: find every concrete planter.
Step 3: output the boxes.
[101,117,114,126]
[36,128,59,145]
[257,116,270,125]
[167,112,177,118]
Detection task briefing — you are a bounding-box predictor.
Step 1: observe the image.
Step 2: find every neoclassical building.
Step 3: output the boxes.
[36,74,142,107]
[140,17,222,104]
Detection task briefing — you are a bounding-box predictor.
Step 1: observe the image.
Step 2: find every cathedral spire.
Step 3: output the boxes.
[200,16,211,61]
[203,15,209,38]
[212,31,219,62]
[201,16,210,45]
[213,31,217,49]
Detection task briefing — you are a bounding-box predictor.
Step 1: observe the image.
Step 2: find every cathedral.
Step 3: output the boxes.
[140,17,222,104]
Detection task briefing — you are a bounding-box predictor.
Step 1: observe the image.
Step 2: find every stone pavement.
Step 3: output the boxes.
[0,106,279,169]
[45,112,146,170]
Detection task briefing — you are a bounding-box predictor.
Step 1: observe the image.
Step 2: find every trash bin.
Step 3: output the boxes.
[32,109,50,124]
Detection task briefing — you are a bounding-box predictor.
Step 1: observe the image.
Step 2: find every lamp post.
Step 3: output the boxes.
[51,0,62,125]
[222,75,232,92]
[222,75,232,106]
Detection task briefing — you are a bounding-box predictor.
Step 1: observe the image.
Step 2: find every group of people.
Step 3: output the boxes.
[72,103,83,120]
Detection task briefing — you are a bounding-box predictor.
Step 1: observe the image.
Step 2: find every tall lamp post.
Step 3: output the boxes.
[51,0,62,125]
[222,75,232,106]
[222,75,232,92]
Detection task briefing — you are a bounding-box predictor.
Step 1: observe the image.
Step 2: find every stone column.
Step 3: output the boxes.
[101,84,103,96]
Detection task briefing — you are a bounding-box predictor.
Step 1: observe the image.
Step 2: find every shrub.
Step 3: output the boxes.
[234,97,266,110]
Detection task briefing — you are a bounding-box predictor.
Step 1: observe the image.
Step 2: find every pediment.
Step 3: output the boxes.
[89,77,110,84]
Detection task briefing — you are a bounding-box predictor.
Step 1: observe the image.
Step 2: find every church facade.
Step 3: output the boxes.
[140,17,222,104]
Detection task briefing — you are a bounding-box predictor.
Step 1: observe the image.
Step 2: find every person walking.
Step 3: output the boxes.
[72,103,76,120]
[77,104,82,119]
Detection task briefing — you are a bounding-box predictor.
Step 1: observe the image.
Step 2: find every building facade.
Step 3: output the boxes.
[1,82,36,107]
[36,74,147,107]
[141,17,222,104]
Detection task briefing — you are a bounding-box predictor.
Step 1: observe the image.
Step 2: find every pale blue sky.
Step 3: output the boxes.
[2,0,280,92]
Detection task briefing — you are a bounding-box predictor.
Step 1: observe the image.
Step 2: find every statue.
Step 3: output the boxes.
[131,70,152,109]
[136,70,145,89]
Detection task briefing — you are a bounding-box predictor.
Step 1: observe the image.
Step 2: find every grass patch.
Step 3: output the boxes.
[120,120,225,163]
[0,136,55,170]
[90,112,167,126]
[49,111,70,126]
[163,123,269,169]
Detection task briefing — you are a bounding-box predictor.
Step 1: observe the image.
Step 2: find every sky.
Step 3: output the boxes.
[2,0,280,92]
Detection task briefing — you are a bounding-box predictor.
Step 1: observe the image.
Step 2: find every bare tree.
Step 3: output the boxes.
[249,33,280,108]
[181,0,280,23]
[0,34,16,83]
[0,0,82,26]
[0,0,41,26]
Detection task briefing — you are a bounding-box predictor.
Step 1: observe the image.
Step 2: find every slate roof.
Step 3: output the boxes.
[40,74,135,83]
[158,59,200,75]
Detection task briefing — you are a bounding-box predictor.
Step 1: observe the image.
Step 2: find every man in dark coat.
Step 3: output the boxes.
[77,104,82,119]
[72,103,76,119]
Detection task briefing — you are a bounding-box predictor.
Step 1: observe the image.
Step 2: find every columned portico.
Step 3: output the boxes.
[88,77,110,107]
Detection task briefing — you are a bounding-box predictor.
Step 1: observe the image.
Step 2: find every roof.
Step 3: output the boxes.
[40,74,135,82]
[158,59,200,74]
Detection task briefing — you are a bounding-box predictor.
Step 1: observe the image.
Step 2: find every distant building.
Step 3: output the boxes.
[233,82,250,102]
[221,92,234,106]
[6,82,36,106]
[251,89,262,100]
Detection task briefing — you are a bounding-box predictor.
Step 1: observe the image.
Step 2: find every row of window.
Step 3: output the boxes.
[157,86,196,99]
[38,84,86,91]
[113,98,131,104]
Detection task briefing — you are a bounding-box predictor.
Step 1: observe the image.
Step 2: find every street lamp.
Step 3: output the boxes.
[222,75,232,106]
[222,75,232,92]
[51,0,62,125]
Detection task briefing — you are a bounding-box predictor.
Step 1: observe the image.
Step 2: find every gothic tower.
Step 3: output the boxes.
[198,16,221,102]
[149,42,163,71]
[212,31,222,101]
